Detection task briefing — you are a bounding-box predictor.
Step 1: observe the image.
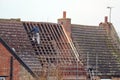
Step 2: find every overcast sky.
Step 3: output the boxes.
[0,0,120,36]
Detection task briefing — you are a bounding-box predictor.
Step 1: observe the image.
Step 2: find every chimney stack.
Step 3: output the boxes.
[58,11,71,39]
[63,11,66,18]
[104,16,108,23]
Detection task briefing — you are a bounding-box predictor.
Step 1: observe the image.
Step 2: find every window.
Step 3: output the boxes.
[0,77,5,80]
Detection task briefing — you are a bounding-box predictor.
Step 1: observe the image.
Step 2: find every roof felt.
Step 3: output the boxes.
[71,24,120,76]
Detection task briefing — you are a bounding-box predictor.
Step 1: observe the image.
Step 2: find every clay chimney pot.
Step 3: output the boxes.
[63,11,66,18]
[105,16,108,23]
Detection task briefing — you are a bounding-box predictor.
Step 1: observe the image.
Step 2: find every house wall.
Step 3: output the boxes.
[0,43,36,80]
[0,43,20,80]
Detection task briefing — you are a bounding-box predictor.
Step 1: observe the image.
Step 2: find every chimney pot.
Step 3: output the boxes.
[105,16,108,23]
[63,11,66,18]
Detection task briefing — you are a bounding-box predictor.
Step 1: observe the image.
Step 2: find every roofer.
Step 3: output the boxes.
[88,67,95,80]
[30,26,40,44]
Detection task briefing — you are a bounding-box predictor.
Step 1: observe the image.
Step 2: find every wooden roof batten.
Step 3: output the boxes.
[23,21,86,76]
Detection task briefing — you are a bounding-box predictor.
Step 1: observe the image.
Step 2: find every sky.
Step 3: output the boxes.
[0,0,120,36]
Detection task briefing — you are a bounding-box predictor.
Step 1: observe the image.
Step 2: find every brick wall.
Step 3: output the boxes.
[0,43,36,80]
[0,43,20,80]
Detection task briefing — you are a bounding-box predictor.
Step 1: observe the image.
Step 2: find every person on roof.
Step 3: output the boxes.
[30,26,40,44]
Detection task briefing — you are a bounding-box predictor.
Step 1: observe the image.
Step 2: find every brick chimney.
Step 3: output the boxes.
[99,16,111,34]
[58,11,71,39]
[100,17,120,49]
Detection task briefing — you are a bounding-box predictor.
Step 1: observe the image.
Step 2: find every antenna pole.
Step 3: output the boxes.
[107,6,113,22]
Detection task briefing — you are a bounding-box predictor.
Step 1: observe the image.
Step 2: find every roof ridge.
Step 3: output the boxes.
[0,18,21,22]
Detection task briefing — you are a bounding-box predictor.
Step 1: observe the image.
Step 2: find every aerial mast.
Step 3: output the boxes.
[107,6,113,22]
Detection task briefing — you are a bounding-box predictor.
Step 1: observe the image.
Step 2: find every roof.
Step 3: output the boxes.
[22,21,77,64]
[71,24,120,76]
[0,19,42,77]
[22,21,86,74]
[1,16,120,78]
[0,19,86,77]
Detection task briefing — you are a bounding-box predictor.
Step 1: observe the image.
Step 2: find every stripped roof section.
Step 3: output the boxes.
[23,21,86,75]
[23,22,80,64]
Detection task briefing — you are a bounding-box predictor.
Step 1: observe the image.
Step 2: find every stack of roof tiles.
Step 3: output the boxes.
[71,24,120,77]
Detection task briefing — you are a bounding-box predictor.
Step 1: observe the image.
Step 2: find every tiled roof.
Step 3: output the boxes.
[0,19,42,76]
[71,24,120,76]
